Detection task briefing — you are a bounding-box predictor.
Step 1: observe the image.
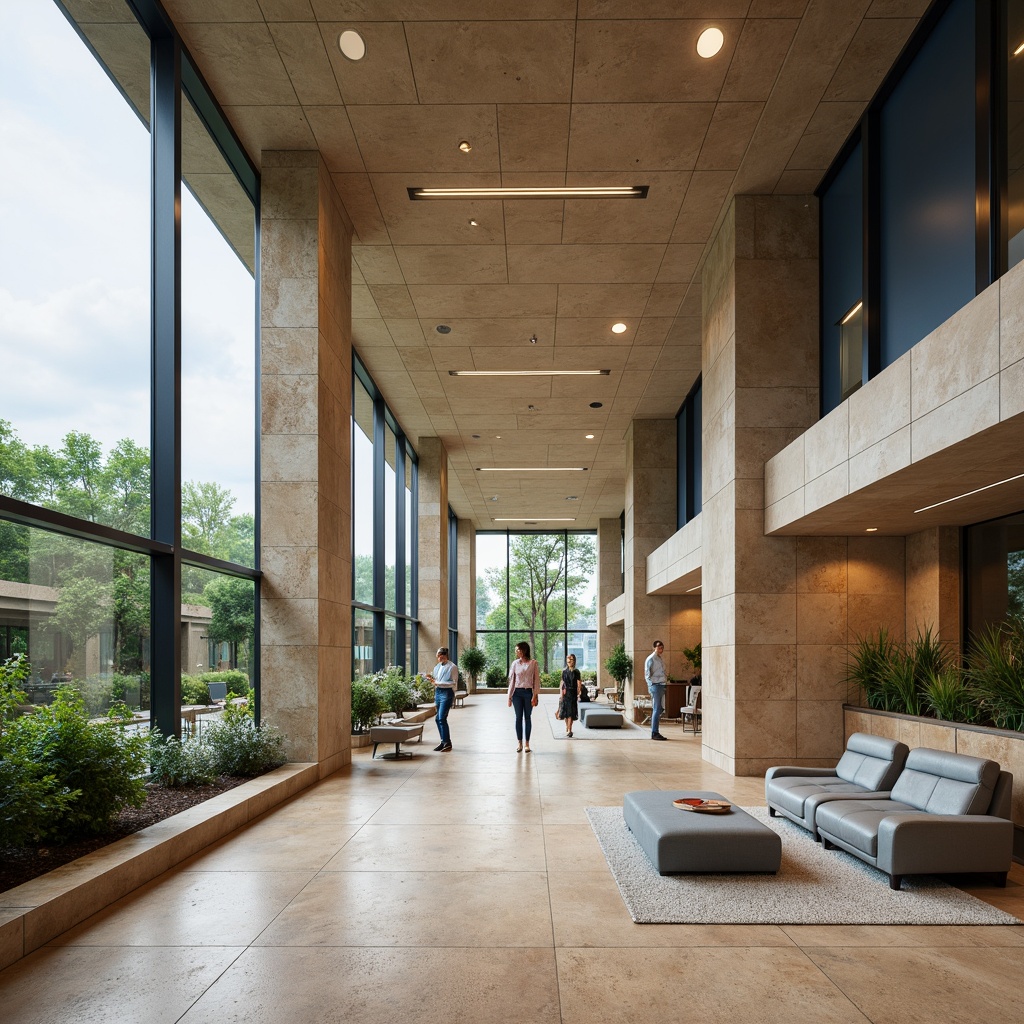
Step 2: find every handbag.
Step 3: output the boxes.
[555,698,564,720]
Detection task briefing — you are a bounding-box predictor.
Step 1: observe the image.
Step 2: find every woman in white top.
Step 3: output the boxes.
[506,640,540,753]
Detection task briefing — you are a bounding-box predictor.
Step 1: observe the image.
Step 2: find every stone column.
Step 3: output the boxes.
[456,517,477,688]
[906,527,961,646]
[702,196,906,775]
[598,516,623,687]
[260,152,352,773]
[417,436,448,672]
[623,420,676,706]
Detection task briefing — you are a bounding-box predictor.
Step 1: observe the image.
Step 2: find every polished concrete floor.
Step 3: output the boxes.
[2,695,1023,1024]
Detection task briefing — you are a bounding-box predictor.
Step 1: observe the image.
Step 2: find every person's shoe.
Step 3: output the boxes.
[433,742,446,751]
[524,745,531,753]
[568,730,574,738]
[441,742,453,752]
[652,732,667,741]
[517,743,523,752]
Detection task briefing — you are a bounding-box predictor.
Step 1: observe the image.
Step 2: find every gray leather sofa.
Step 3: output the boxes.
[765,733,910,839]
[815,747,1014,890]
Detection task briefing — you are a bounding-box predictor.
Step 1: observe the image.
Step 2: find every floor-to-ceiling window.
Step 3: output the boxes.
[350,355,417,676]
[475,530,597,684]
[0,0,259,737]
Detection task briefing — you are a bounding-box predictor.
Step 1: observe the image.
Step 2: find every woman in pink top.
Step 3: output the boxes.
[507,641,540,752]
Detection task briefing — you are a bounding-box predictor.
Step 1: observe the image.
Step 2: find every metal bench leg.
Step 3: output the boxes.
[372,743,379,759]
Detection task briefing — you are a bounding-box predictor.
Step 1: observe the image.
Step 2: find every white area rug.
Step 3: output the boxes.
[586,805,1021,925]
[544,701,648,740]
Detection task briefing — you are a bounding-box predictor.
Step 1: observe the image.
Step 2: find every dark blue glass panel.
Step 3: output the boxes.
[880,0,976,365]
[820,140,863,415]
[675,378,702,528]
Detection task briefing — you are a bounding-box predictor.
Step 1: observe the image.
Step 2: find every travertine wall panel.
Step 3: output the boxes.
[261,151,352,775]
[417,436,449,669]
[905,526,960,645]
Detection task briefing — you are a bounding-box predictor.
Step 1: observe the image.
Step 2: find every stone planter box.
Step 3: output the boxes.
[350,732,373,748]
[844,704,1024,859]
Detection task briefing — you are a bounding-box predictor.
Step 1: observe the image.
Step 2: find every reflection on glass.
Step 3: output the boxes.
[353,608,373,678]
[1008,2,1024,269]
[0,2,151,533]
[385,614,397,669]
[181,565,254,678]
[181,93,256,565]
[965,510,1024,639]
[405,452,413,615]
[353,379,374,604]
[568,533,598,630]
[839,300,864,401]
[567,632,599,673]
[476,533,508,629]
[0,523,151,717]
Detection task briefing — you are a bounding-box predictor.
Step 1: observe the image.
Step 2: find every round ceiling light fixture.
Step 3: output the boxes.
[458,140,472,153]
[696,27,724,59]
[338,29,366,61]
[589,401,603,409]
[435,324,452,334]
[611,322,628,334]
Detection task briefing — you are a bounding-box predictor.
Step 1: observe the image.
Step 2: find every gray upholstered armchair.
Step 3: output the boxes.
[765,733,910,840]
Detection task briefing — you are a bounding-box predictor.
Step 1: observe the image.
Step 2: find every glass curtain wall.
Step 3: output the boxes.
[0,0,259,739]
[964,510,1024,640]
[351,356,417,676]
[818,0,1024,415]
[475,531,597,684]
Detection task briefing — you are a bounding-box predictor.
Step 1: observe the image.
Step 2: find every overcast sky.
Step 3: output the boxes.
[0,0,256,516]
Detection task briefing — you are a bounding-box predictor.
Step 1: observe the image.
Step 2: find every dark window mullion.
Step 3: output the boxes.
[372,395,385,669]
[150,30,182,738]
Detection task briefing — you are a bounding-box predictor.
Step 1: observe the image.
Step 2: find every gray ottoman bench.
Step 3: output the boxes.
[581,705,622,728]
[370,723,424,759]
[623,790,781,875]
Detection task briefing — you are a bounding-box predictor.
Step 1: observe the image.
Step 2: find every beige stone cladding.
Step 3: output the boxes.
[260,152,352,774]
[417,436,449,670]
[598,516,625,688]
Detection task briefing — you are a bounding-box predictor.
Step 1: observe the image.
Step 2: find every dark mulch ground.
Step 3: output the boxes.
[0,776,249,894]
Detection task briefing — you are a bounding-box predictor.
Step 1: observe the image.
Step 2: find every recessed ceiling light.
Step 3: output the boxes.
[448,369,608,377]
[477,467,588,472]
[565,496,579,501]
[436,324,451,334]
[458,140,472,153]
[471,434,480,439]
[585,434,595,439]
[589,402,603,409]
[1015,41,1024,56]
[468,219,478,226]
[686,584,702,593]
[696,27,724,59]
[489,495,499,501]
[865,527,878,533]
[408,185,648,200]
[529,334,538,344]
[611,322,628,334]
[495,435,501,439]
[338,30,365,61]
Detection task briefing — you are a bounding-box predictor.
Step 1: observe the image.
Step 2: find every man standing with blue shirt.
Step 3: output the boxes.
[428,647,455,751]
[645,640,667,741]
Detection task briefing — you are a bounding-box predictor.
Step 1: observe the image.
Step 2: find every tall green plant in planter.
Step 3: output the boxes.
[847,628,901,710]
[351,676,382,733]
[966,618,1024,731]
[459,645,487,691]
[922,665,976,723]
[604,642,633,701]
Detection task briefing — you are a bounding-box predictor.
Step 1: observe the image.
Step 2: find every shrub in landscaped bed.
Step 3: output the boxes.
[1,656,150,845]
[148,730,218,787]
[201,701,287,777]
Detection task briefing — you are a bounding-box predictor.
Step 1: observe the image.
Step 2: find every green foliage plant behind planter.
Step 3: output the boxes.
[459,645,487,689]
[485,664,505,688]
[202,701,287,777]
[149,730,217,787]
[604,642,632,686]
[966,618,1024,731]
[682,641,702,673]
[375,666,414,717]
[0,655,78,847]
[351,675,383,733]
[923,665,978,724]
[22,686,149,841]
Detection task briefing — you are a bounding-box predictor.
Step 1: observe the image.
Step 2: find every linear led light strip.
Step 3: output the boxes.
[914,472,1024,514]
[493,518,576,522]
[477,467,588,472]
[409,186,648,200]
[450,369,608,377]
